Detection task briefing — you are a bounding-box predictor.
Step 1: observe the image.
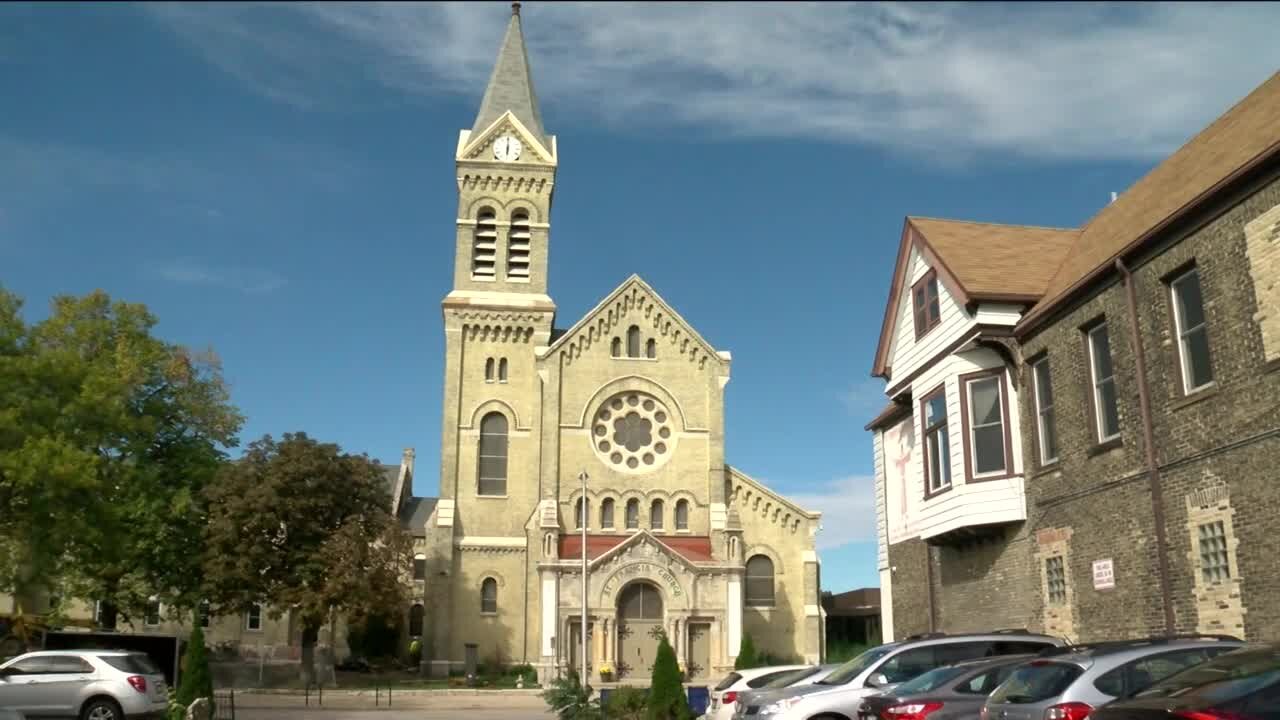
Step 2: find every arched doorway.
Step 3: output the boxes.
[616,581,664,679]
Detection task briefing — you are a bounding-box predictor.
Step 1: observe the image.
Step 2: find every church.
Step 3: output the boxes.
[389,4,826,683]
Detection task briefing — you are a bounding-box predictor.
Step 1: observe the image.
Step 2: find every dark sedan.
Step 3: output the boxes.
[1090,642,1280,719]
[858,654,1035,720]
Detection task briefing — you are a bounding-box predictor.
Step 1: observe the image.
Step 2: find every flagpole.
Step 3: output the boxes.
[579,470,589,687]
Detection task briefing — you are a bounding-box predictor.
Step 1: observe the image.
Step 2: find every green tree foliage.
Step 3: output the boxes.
[647,632,692,720]
[541,669,600,720]
[604,686,648,719]
[173,623,214,716]
[0,288,242,619]
[734,633,760,670]
[202,432,413,684]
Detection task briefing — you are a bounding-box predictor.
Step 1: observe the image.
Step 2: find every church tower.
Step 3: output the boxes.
[426,1,557,676]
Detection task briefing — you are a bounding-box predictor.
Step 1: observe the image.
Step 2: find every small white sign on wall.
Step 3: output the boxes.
[1093,558,1115,590]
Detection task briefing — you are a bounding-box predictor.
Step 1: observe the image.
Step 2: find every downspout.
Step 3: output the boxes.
[925,546,937,633]
[1114,258,1176,636]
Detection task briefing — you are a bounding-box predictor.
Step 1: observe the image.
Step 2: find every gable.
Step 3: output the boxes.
[546,275,726,372]
[458,110,556,165]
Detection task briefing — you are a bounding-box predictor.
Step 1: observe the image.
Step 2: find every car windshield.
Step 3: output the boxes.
[1133,647,1280,703]
[893,664,971,695]
[764,667,819,689]
[819,645,896,685]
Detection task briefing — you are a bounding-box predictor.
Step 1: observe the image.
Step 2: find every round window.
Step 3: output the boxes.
[591,391,676,472]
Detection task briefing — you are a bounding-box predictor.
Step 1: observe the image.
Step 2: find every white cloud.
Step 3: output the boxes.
[142,1,1280,162]
[154,258,286,295]
[788,474,877,550]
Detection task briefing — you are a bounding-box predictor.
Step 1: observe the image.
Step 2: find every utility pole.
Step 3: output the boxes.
[579,469,589,687]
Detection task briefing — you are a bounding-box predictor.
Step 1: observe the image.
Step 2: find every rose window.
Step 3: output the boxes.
[592,391,675,471]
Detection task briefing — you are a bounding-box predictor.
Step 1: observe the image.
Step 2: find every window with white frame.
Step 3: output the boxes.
[964,373,1007,477]
[144,598,162,627]
[921,386,951,493]
[600,498,615,529]
[246,603,262,631]
[1170,267,1213,393]
[1032,357,1058,465]
[1087,322,1121,442]
[198,600,211,629]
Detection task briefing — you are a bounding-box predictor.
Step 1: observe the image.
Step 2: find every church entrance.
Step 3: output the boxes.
[616,582,663,680]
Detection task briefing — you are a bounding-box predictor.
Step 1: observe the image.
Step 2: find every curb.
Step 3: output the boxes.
[228,688,546,697]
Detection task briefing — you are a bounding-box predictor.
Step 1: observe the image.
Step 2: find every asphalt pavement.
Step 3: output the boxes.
[229,692,555,720]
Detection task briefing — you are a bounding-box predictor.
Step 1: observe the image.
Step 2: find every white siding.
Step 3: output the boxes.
[898,346,1027,542]
[973,303,1024,326]
[887,248,976,388]
[874,430,888,570]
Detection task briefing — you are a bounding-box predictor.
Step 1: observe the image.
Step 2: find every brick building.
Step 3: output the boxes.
[867,71,1280,643]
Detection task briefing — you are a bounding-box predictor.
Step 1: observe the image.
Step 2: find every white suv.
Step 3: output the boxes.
[0,650,169,719]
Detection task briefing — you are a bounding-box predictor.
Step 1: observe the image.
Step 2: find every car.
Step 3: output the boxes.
[705,666,816,720]
[981,634,1244,720]
[1088,642,1280,719]
[726,665,845,719]
[857,653,1036,720]
[0,649,169,719]
[732,630,1066,720]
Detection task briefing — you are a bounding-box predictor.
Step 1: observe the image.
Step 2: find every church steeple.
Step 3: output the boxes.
[471,2,547,148]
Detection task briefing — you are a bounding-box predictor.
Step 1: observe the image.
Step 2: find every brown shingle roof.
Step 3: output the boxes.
[1022,71,1280,329]
[908,217,1080,300]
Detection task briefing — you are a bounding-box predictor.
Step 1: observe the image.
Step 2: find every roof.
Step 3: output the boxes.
[1021,71,1280,330]
[871,72,1280,378]
[558,534,715,563]
[471,5,547,148]
[864,399,912,432]
[907,217,1079,301]
[398,497,438,537]
[822,587,881,617]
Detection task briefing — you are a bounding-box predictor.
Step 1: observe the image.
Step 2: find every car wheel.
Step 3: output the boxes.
[80,698,124,720]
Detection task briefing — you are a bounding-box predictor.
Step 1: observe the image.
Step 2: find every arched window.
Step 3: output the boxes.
[484,357,495,382]
[409,603,424,636]
[477,412,508,496]
[745,555,775,607]
[481,578,498,614]
[600,498,615,529]
[675,500,689,530]
[507,210,531,280]
[611,337,622,358]
[646,339,657,359]
[627,325,641,358]
[413,554,426,580]
[498,358,509,383]
[650,499,665,530]
[472,208,497,279]
[625,499,640,529]
[574,497,588,530]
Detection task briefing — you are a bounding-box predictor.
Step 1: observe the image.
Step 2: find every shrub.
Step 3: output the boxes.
[647,633,692,720]
[605,686,648,720]
[542,669,600,720]
[171,624,214,720]
[734,634,759,670]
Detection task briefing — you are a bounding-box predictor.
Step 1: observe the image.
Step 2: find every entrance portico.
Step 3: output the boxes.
[540,530,743,683]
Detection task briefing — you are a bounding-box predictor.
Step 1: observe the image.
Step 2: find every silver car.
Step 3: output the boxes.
[981,635,1244,720]
[0,650,169,719]
[735,631,1066,720]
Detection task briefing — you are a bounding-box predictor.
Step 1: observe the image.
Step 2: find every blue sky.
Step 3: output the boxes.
[3,2,1278,593]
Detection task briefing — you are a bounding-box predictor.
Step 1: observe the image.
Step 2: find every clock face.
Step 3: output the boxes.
[493,135,523,162]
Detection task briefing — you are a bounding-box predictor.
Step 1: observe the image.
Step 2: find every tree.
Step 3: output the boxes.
[174,623,214,715]
[734,634,760,670]
[202,432,412,684]
[0,288,242,619]
[541,669,600,720]
[647,632,692,720]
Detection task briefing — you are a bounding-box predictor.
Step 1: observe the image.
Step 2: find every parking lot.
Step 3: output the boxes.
[228,692,554,720]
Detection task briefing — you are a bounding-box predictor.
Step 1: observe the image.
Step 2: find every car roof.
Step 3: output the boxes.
[1036,637,1244,665]
[14,649,137,657]
[900,631,1063,646]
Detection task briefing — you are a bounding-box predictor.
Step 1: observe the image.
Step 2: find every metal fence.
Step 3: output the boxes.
[213,689,237,720]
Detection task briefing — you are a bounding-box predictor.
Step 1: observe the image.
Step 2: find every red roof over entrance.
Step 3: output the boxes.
[558,534,714,563]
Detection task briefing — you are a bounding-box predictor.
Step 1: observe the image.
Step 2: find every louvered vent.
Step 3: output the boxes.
[507,210,531,280]
[472,208,497,279]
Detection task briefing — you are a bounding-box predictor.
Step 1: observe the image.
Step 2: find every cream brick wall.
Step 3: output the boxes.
[1244,202,1280,363]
